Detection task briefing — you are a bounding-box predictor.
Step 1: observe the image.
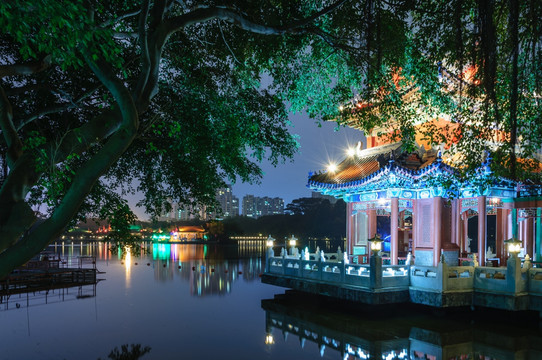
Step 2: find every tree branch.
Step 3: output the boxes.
[0,85,22,167]
[135,2,349,110]
[165,2,349,36]
[113,32,139,39]
[0,55,52,78]
[15,84,102,131]
[99,7,142,28]
[134,0,152,106]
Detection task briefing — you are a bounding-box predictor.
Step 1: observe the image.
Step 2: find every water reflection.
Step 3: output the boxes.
[150,243,264,296]
[262,291,542,360]
[98,344,151,360]
[48,240,267,297]
[1,283,98,312]
[124,246,132,288]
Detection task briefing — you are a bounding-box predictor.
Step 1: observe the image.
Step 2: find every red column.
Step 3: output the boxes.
[496,209,503,262]
[347,202,354,255]
[368,209,377,238]
[461,210,469,252]
[411,199,416,257]
[391,198,399,265]
[478,195,487,266]
[502,209,510,262]
[433,197,442,266]
[526,217,534,258]
[451,199,460,247]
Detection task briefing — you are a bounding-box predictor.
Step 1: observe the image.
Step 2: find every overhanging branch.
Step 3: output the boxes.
[0,55,52,78]
[15,85,102,131]
[0,85,22,167]
[165,1,349,36]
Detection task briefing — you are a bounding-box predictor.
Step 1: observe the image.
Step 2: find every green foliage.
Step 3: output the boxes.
[0,0,123,69]
[1,1,541,277]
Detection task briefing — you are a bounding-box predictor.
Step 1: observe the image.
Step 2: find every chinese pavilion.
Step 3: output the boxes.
[308,117,542,268]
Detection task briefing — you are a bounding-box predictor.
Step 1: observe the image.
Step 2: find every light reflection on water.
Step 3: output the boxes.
[263,291,542,360]
[1,240,541,360]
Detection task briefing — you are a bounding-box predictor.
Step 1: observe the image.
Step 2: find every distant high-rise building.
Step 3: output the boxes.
[231,196,240,217]
[242,195,284,218]
[158,200,206,222]
[242,194,256,218]
[157,199,178,222]
[215,185,239,219]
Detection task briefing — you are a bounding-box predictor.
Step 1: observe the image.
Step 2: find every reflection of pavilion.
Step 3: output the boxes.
[262,292,542,360]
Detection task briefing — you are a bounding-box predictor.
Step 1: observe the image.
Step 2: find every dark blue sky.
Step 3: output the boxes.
[232,111,364,209]
[129,112,364,220]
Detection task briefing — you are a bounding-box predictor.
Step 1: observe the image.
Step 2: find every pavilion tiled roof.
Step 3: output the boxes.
[309,142,439,186]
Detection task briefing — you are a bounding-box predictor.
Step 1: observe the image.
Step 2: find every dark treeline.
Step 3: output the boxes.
[218,198,346,241]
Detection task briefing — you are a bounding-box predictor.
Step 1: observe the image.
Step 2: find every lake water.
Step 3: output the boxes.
[1,241,541,360]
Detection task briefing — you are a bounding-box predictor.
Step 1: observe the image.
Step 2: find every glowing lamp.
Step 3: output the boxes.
[368,234,383,256]
[346,147,356,157]
[288,235,297,247]
[504,237,522,255]
[265,333,274,345]
[266,235,275,247]
[327,163,337,173]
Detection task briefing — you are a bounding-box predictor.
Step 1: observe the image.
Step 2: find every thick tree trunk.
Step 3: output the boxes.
[0,58,139,279]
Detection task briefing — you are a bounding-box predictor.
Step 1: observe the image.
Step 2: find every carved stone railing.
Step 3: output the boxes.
[266,248,409,290]
[410,259,474,292]
[266,248,540,299]
[446,266,474,290]
[381,265,409,288]
[474,256,528,294]
[528,268,542,295]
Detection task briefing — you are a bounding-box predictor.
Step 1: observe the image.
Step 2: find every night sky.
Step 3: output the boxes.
[232,111,364,206]
[130,111,364,220]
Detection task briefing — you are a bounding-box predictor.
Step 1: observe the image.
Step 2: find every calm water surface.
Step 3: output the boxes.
[1,241,541,360]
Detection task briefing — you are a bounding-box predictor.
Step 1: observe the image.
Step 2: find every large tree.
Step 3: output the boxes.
[0,0,366,278]
[1,0,540,278]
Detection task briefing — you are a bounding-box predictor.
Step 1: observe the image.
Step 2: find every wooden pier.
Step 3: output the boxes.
[1,255,98,298]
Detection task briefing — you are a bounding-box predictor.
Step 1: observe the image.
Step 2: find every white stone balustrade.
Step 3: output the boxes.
[266,249,409,290]
[266,247,542,299]
[528,268,542,295]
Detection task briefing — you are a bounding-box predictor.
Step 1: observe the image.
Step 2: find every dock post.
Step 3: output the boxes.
[265,247,273,273]
[506,252,522,294]
[318,251,323,280]
[369,253,382,290]
[438,254,447,292]
[281,248,286,276]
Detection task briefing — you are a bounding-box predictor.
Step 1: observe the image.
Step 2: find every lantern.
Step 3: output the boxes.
[504,237,522,256]
[369,234,383,256]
